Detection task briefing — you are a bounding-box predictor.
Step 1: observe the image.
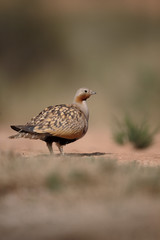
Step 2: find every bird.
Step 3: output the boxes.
[9,88,96,155]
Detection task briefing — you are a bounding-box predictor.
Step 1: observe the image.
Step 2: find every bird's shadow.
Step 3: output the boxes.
[36,152,110,158]
[65,152,109,157]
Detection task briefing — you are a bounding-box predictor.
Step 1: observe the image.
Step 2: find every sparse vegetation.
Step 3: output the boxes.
[69,169,93,185]
[0,152,160,197]
[0,151,160,239]
[46,172,64,191]
[126,166,160,195]
[113,116,158,149]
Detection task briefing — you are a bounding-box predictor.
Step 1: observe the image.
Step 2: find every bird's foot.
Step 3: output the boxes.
[56,143,64,155]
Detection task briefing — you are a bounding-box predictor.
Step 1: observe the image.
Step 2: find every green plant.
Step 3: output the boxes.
[113,115,158,149]
[46,172,64,191]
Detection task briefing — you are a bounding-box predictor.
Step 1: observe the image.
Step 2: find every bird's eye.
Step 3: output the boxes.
[84,90,88,93]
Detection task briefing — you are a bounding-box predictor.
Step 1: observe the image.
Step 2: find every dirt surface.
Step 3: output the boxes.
[1,126,160,166]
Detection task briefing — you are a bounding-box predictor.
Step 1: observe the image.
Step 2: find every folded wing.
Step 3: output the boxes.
[24,104,88,140]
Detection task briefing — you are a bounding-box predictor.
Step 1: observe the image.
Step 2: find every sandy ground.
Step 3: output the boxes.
[1,126,160,166]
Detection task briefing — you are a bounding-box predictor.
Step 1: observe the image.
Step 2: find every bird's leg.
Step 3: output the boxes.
[56,143,64,155]
[46,142,53,154]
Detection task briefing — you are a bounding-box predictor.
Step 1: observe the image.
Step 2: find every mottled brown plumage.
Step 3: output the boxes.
[9,88,96,154]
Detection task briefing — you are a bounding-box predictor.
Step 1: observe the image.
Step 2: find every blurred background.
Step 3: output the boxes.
[1,2,160,239]
[0,0,160,129]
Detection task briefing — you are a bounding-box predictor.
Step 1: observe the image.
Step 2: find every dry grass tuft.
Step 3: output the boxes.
[113,116,158,149]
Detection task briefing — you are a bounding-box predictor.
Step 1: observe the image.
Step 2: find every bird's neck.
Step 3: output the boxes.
[73,97,89,121]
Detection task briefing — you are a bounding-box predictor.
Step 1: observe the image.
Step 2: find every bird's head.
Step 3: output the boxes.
[74,88,96,103]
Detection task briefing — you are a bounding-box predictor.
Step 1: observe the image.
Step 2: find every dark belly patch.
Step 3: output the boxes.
[44,135,77,145]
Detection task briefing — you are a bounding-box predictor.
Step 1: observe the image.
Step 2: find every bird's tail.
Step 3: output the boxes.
[9,125,23,139]
[10,125,24,132]
[9,125,39,140]
[9,133,26,139]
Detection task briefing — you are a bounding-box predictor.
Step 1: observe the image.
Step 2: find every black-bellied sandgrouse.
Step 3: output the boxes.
[9,88,96,154]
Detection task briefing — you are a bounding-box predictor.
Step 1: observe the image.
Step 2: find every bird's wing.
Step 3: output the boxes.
[27,104,88,139]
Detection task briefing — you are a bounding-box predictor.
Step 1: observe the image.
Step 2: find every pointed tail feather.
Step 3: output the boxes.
[9,125,36,139]
[10,125,34,133]
[10,125,22,132]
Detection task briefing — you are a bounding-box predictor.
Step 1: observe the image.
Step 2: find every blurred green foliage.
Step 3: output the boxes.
[113,115,159,149]
[45,172,64,192]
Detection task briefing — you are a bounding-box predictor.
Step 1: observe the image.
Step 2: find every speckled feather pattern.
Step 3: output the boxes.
[27,104,88,139]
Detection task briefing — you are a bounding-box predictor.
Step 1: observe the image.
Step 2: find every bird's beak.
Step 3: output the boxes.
[90,90,96,95]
